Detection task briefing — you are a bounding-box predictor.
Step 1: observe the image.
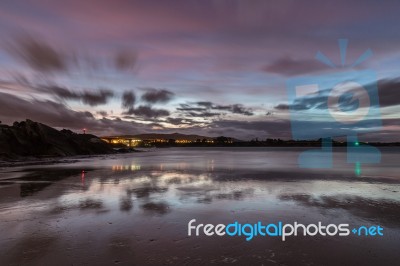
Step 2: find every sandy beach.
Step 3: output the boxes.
[0,147,399,265]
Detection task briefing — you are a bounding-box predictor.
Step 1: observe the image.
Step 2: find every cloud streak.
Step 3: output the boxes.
[141,89,174,104]
[177,102,254,117]
[6,35,66,73]
[274,78,400,111]
[0,91,163,136]
[123,105,170,118]
[263,56,327,76]
[121,90,136,109]
[43,85,114,106]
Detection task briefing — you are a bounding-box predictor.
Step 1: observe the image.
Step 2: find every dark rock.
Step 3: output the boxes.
[0,119,114,159]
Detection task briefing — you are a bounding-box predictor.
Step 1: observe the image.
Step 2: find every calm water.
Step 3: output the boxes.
[0,147,399,265]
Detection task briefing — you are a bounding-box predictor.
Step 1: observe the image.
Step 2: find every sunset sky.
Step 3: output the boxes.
[0,0,399,141]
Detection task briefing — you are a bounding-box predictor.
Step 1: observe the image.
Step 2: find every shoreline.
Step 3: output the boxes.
[0,154,106,168]
[1,146,399,168]
[0,148,150,168]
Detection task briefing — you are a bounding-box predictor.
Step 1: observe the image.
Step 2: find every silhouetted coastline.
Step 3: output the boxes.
[1,120,399,161]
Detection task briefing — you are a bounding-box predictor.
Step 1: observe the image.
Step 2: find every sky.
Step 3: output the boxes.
[0,0,399,141]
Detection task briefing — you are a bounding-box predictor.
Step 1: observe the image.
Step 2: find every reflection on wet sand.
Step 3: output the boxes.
[0,148,400,265]
[141,202,171,216]
[279,194,400,227]
[127,186,168,198]
[177,185,255,204]
[119,196,133,212]
[49,198,107,215]
[18,169,86,197]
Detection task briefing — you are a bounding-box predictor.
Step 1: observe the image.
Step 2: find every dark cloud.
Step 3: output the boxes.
[177,103,221,118]
[274,78,400,111]
[177,102,254,117]
[141,89,174,104]
[212,105,232,111]
[124,105,170,118]
[383,118,400,127]
[82,111,94,118]
[96,111,108,117]
[115,50,137,71]
[263,56,327,76]
[165,117,201,125]
[211,103,254,116]
[45,86,77,99]
[121,91,136,109]
[0,91,98,129]
[196,101,214,108]
[231,104,254,116]
[274,104,289,110]
[177,104,207,112]
[6,35,66,72]
[0,92,157,136]
[274,93,328,111]
[165,117,186,125]
[72,48,137,74]
[377,79,400,107]
[124,116,203,126]
[187,111,221,118]
[273,85,357,112]
[5,34,138,75]
[43,86,114,106]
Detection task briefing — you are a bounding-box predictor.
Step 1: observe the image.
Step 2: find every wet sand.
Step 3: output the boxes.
[0,147,399,265]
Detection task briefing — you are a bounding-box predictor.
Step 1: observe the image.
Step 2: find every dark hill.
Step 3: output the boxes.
[0,120,113,159]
